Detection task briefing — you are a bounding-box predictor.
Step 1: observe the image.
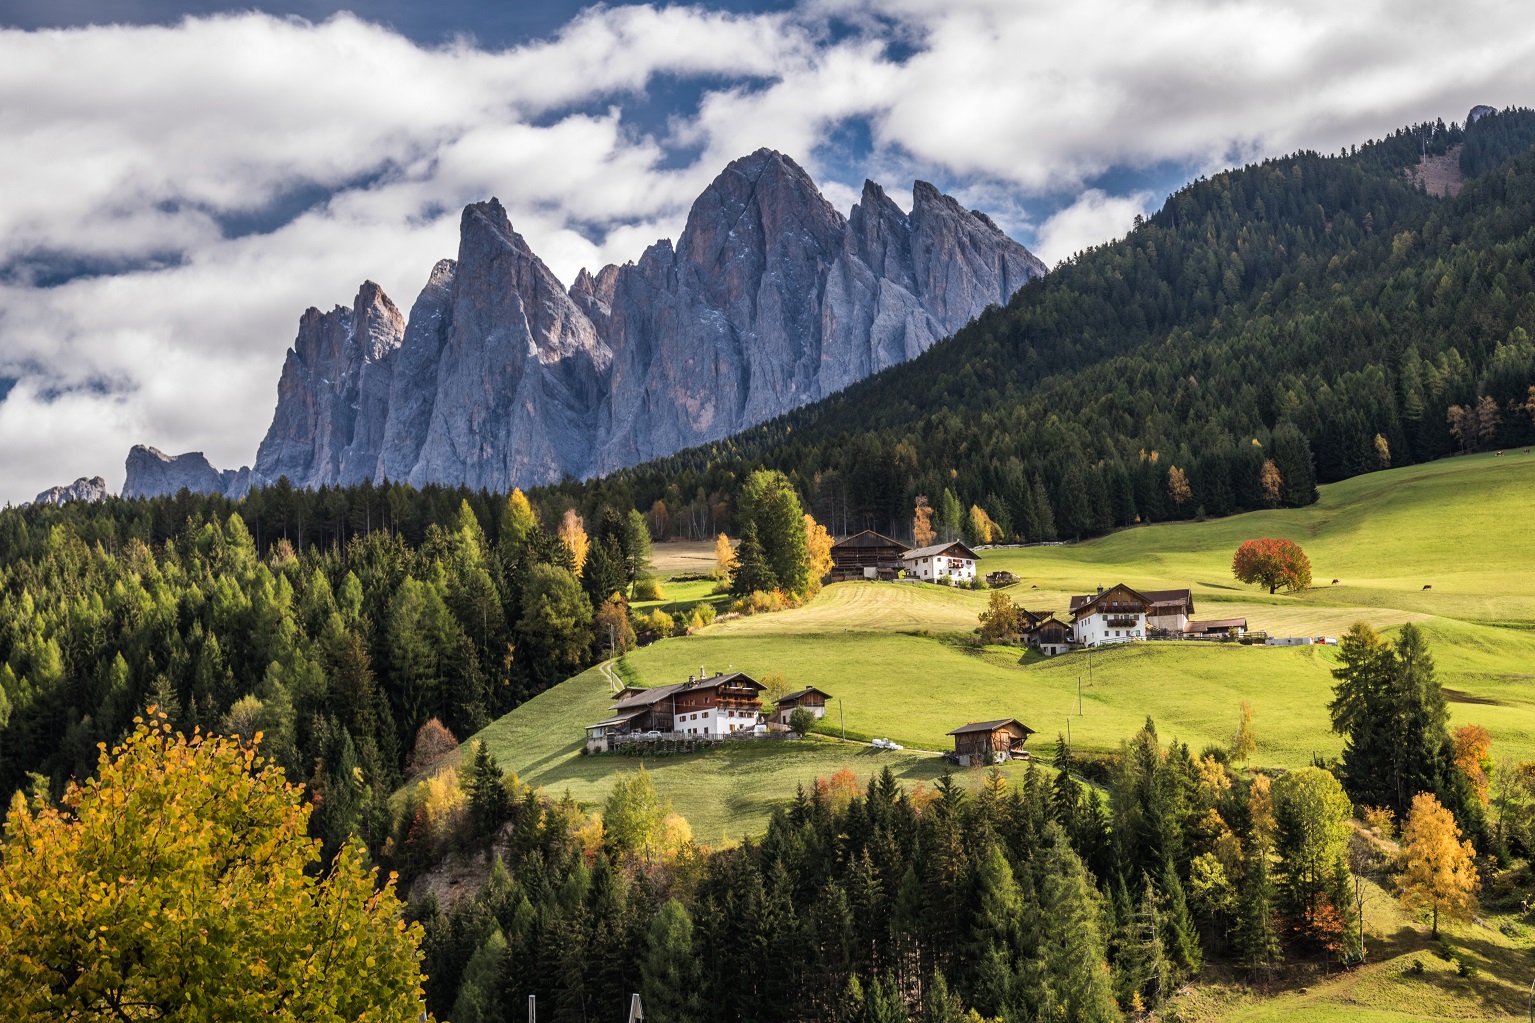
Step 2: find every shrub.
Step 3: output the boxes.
[631,576,665,601]
[789,706,817,737]
[695,603,717,626]
[936,575,954,587]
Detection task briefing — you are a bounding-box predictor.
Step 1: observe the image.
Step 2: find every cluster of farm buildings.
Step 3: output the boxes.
[584,530,1259,764]
[830,531,1249,653]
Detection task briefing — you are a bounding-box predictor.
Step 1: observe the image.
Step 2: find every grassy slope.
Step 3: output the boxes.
[473,450,1535,825]
[468,452,1535,1017]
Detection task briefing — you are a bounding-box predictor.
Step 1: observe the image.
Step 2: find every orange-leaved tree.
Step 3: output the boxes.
[1232,537,1313,594]
[0,712,431,1021]
[1397,791,1479,938]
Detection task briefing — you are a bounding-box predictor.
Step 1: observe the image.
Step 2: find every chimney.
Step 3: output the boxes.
[1097,585,1103,595]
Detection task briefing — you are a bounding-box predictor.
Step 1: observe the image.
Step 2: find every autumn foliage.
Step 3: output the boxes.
[0,712,430,1021]
[1232,537,1313,594]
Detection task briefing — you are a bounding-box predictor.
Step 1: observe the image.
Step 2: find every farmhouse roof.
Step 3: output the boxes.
[611,671,764,711]
[1068,583,1155,618]
[778,686,833,703]
[902,540,980,561]
[832,530,910,551]
[947,718,1036,736]
[1142,588,1195,613]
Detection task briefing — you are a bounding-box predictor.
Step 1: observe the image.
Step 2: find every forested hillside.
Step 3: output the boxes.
[0,488,652,844]
[545,109,1535,541]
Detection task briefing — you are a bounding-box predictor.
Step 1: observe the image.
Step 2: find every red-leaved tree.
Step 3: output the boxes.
[1232,538,1313,594]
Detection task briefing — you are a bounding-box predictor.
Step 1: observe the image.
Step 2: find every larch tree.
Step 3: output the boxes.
[804,513,834,586]
[713,532,737,577]
[913,495,936,546]
[0,713,431,1021]
[1259,459,1283,506]
[559,509,590,577]
[1398,792,1479,938]
[1451,724,1494,805]
[1167,466,1193,509]
[1232,537,1312,593]
[1229,701,1257,764]
[641,900,701,1023]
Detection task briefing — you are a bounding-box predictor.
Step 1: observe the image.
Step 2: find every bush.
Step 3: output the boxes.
[789,706,817,737]
[695,603,717,627]
[631,576,666,600]
[936,575,954,587]
[635,608,676,637]
[1406,958,1425,976]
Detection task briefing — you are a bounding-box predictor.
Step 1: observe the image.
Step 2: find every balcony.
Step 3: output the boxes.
[1104,616,1140,627]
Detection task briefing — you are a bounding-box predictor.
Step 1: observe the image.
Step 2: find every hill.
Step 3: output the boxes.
[471,449,1535,839]
[543,108,1535,550]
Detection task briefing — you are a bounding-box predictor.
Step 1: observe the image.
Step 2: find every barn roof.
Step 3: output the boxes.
[831,530,910,551]
[778,686,834,703]
[947,718,1035,736]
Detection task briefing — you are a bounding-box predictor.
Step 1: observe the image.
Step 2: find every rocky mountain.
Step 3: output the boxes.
[123,446,255,500]
[124,150,1045,498]
[31,476,108,507]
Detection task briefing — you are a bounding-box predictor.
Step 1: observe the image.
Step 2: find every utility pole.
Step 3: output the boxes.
[529,995,536,1023]
[1066,717,1071,749]
[1077,674,1083,715]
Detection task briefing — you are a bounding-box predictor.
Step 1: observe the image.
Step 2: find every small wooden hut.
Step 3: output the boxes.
[946,718,1035,766]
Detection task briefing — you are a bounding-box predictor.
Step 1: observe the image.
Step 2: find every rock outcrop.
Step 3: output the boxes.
[123,446,254,500]
[127,149,1045,497]
[32,476,108,506]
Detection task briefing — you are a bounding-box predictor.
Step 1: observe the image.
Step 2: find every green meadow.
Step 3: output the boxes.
[465,451,1535,1018]
[472,450,1535,837]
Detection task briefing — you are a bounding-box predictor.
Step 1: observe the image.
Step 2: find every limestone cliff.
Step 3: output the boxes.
[126,150,1045,496]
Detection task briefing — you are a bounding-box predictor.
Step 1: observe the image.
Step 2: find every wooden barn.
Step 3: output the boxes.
[774,686,834,724]
[829,530,910,581]
[946,718,1035,766]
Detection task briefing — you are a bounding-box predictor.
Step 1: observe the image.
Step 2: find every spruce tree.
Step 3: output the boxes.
[1233,844,1282,977]
[1038,840,1120,1023]
[730,521,778,596]
[452,925,508,1023]
[1159,857,1203,977]
[467,741,511,841]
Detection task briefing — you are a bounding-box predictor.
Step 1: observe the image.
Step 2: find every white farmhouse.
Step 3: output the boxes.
[901,540,980,583]
[1068,583,1152,647]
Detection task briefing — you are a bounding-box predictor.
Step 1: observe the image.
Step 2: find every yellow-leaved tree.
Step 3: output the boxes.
[0,712,431,1021]
[804,513,834,587]
[713,532,736,578]
[559,509,589,577]
[1398,791,1479,938]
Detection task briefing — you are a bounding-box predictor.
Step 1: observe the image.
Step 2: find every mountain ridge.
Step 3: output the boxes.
[124,150,1045,498]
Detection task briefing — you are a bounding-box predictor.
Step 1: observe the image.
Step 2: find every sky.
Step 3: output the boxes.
[1,0,1534,505]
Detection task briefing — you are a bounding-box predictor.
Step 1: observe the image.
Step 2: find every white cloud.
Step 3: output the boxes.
[1033,189,1157,267]
[2,0,1534,503]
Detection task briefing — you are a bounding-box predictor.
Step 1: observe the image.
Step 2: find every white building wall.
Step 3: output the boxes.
[672,706,761,735]
[1073,612,1147,647]
[906,554,977,582]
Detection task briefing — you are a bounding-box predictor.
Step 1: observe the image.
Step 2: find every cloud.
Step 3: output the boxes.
[1034,189,1157,267]
[2,0,1534,503]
